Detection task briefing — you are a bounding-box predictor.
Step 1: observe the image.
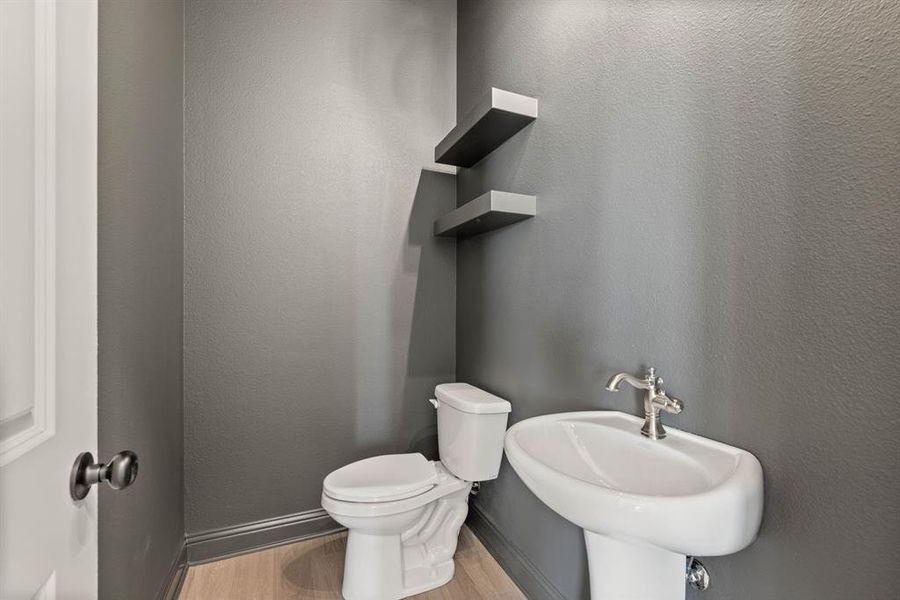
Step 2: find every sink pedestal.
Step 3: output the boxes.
[584,532,685,600]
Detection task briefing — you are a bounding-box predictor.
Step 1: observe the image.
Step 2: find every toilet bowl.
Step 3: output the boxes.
[322,458,471,599]
[321,383,511,600]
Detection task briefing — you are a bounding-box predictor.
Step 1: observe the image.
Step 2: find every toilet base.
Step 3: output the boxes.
[340,485,470,600]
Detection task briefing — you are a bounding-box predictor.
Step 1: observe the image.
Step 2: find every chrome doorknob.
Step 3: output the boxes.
[69,450,138,500]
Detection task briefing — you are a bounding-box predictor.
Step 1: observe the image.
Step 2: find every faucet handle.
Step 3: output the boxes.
[659,394,683,414]
[645,367,664,391]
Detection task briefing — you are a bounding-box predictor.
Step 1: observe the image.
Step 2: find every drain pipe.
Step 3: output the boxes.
[686,557,710,591]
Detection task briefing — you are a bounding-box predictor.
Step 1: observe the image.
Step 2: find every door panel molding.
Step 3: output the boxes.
[0,0,57,467]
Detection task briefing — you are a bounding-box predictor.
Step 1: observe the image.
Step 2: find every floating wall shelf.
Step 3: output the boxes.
[434,88,538,168]
[434,191,536,238]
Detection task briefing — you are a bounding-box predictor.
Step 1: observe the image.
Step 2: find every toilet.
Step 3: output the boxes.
[321,383,511,600]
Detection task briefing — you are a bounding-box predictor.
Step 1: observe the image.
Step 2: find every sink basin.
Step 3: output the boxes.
[505,411,763,600]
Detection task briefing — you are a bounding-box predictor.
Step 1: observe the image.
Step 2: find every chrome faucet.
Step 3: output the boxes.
[606,367,683,440]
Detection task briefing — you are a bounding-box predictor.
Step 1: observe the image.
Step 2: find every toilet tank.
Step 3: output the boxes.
[433,383,511,482]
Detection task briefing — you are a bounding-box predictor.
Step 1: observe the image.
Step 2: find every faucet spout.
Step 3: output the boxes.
[606,372,649,392]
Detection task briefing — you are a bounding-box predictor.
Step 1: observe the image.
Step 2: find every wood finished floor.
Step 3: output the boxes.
[179,525,525,600]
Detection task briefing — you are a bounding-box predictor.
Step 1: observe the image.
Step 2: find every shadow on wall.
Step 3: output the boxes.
[400,168,457,460]
[454,123,540,413]
[455,123,595,600]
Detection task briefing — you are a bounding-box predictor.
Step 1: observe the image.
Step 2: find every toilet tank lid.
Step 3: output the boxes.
[435,383,511,414]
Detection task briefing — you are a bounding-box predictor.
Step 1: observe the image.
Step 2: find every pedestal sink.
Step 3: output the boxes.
[504,411,763,600]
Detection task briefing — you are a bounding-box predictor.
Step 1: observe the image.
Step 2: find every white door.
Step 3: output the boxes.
[0,0,98,598]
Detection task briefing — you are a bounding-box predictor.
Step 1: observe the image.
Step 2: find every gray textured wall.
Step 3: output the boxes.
[98,0,184,598]
[457,1,900,599]
[184,0,457,535]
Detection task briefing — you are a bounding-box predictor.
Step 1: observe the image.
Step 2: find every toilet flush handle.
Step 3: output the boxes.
[429,399,439,409]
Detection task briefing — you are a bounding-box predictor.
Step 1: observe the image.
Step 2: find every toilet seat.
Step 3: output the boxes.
[323,453,438,502]
[322,461,470,518]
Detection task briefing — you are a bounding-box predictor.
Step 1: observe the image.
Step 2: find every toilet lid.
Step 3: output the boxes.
[323,453,438,502]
